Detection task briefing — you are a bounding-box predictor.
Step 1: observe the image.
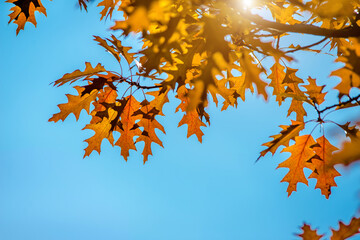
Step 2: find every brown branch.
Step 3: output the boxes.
[285,37,328,53]
[244,13,360,38]
[119,76,161,90]
[319,94,360,114]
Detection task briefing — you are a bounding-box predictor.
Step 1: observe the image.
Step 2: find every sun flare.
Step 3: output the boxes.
[241,0,253,8]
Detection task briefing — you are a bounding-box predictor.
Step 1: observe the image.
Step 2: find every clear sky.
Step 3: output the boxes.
[1,1,360,240]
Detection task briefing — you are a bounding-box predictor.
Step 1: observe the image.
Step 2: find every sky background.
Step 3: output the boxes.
[1,1,360,239]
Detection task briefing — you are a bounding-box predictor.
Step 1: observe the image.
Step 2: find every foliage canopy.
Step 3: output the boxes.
[6,0,360,238]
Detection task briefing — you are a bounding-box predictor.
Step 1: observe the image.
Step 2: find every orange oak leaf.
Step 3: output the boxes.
[308,136,340,199]
[53,62,106,87]
[330,217,360,240]
[49,86,98,122]
[297,224,324,240]
[134,99,165,163]
[304,77,326,105]
[258,120,304,160]
[146,88,170,116]
[97,0,120,20]
[331,137,360,167]
[178,111,206,142]
[111,6,150,34]
[114,96,142,161]
[7,0,46,34]
[83,108,117,157]
[331,45,360,97]
[239,49,268,100]
[90,86,118,124]
[282,68,308,122]
[268,60,286,105]
[94,35,135,64]
[278,135,316,196]
[176,86,206,142]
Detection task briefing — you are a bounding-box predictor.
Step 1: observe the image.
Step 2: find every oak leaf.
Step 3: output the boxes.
[282,68,308,122]
[97,0,120,20]
[258,120,304,160]
[308,136,340,199]
[297,224,323,240]
[278,135,316,196]
[49,86,98,122]
[304,77,326,105]
[94,35,135,64]
[268,60,286,105]
[114,96,142,161]
[7,0,46,34]
[176,86,207,142]
[330,217,360,240]
[331,137,360,167]
[53,62,106,87]
[83,108,117,157]
[134,99,165,163]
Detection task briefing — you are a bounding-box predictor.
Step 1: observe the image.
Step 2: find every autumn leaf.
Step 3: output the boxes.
[7,0,47,34]
[331,43,360,97]
[97,0,120,20]
[331,137,360,167]
[268,60,286,105]
[304,77,326,105]
[90,86,118,124]
[176,86,207,142]
[258,120,304,160]
[330,217,360,240]
[297,224,324,240]
[114,96,142,161]
[83,108,117,157]
[278,135,316,196]
[281,68,308,122]
[53,62,107,87]
[146,89,170,116]
[308,136,340,199]
[94,35,135,64]
[298,217,360,240]
[239,49,268,100]
[78,0,90,11]
[133,99,165,163]
[49,86,98,122]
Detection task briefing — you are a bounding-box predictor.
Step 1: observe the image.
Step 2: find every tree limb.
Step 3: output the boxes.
[244,13,360,38]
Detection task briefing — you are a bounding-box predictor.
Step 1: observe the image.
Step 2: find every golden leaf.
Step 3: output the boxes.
[309,136,340,199]
[278,135,316,196]
[49,86,98,122]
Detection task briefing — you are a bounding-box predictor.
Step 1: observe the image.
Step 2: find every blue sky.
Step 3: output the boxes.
[1,1,360,239]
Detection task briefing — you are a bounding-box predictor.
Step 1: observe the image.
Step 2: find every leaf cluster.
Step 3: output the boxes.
[6,0,360,239]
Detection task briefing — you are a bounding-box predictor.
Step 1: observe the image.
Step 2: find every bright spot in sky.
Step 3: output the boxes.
[242,0,253,7]
[237,0,254,10]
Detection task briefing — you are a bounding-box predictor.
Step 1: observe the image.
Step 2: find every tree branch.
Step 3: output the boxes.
[119,76,161,90]
[319,94,360,114]
[244,13,360,38]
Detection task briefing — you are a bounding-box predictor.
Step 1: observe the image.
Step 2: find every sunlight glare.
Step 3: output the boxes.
[239,0,254,10]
